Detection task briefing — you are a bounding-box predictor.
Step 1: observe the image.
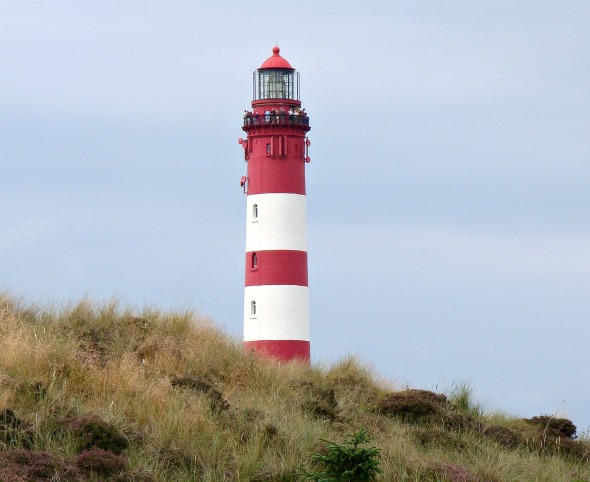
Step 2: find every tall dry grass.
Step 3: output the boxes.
[0,294,589,481]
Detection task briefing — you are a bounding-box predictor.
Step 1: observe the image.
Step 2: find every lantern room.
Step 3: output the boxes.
[253,46,300,101]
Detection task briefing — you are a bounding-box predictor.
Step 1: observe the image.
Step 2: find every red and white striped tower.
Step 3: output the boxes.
[239,46,311,362]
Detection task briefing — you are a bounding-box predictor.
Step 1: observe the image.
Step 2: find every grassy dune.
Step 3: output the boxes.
[0,294,588,481]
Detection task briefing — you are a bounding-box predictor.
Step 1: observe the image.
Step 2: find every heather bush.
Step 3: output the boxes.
[377,389,447,422]
[65,414,129,454]
[76,447,128,476]
[0,449,80,481]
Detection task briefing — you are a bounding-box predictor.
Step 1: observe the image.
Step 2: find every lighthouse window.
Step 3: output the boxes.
[252,204,258,220]
[250,300,257,317]
[266,143,271,155]
[268,72,285,98]
[255,70,299,101]
[251,252,258,268]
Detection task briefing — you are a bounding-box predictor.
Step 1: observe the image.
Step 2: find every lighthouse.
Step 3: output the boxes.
[239,46,311,362]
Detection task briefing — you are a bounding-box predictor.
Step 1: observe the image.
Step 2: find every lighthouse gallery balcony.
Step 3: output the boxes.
[243,112,310,128]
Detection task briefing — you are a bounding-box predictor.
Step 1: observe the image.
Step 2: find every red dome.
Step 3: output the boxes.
[259,46,293,70]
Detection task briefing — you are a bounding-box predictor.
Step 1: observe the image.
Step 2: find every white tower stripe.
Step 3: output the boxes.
[246,193,307,252]
[244,285,309,341]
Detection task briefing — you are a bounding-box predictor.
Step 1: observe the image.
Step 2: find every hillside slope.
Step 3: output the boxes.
[0,295,588,481]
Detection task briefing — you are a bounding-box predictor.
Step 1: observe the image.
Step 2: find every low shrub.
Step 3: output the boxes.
[378,389,447,422]
[76,447,128,476]
[480,424,523,449]
[64,414,129,454]
[525,415,577,438]
[0,449,80,481]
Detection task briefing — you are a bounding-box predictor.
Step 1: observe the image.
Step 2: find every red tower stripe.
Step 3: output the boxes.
[244,340,310,362]
[247,157,306,195]
[245,250,308,286]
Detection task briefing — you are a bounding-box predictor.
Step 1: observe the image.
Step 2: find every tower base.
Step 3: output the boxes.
[244,340,310,363]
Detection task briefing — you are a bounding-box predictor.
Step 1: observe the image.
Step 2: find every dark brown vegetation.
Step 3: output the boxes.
[1,408,34,448]
[171,376,231,413]
[0,295,589,481]
[378,389,448,422]
[0,449,81,482]
[76,447,128,476]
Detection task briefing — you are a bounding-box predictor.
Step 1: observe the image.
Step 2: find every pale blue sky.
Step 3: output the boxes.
[2,1,589,433]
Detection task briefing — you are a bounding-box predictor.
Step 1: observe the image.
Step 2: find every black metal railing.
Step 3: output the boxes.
[243,112,310,128]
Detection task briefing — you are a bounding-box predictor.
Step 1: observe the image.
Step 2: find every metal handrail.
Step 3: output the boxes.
[243,113,310,127]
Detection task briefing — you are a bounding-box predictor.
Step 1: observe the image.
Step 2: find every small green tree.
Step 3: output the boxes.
[298,429,381,482]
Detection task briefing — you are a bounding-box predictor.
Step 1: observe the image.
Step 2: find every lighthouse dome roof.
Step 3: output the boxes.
[259,46,294,70]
